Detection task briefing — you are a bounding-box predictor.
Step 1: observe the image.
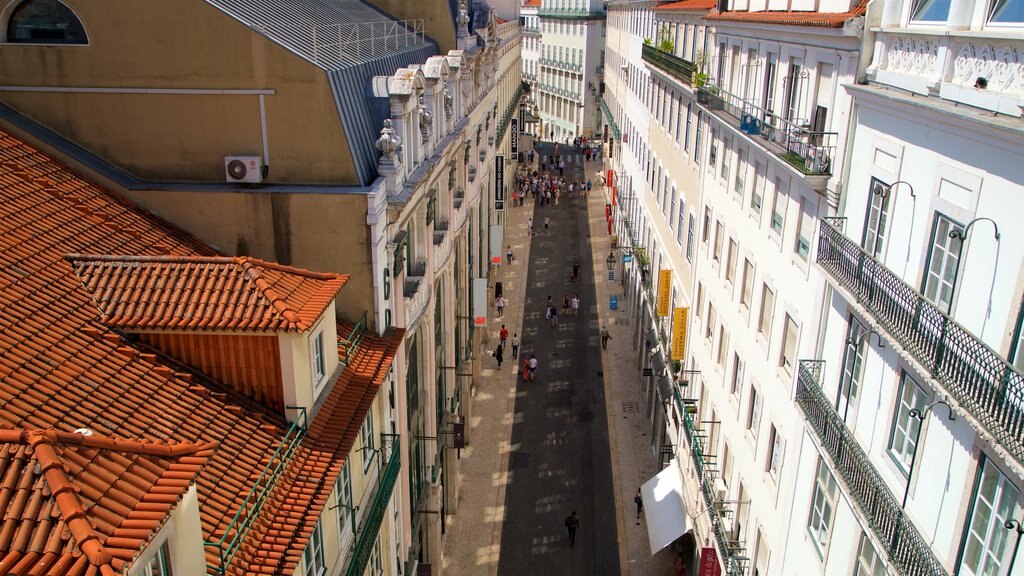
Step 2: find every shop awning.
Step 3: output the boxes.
[657,375,674,405]
[640,462,689,555]
[651,349,667,376]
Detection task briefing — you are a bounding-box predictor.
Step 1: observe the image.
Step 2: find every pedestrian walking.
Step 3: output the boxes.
[506,244,515,264]
[496,295,506,317]
[600,326,612,350]
[528,217,533,236]
[511,334,520,359]
[528,355,538,381]
[562,294,570,315]
[635,489,644,519]
[571,294,580,317]
[587,179,592,193]
[572,261,580,282]
[549,305,558,327]
[544,216,550,232]
[565,511,579,548]
[558,159,565,177]
[494,343,503,368]
[499,324,508,348]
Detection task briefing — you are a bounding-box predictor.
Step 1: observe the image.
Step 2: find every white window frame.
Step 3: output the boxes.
[779,314,798,374]
[758,284,775,338]
[922,212,964,313]
[138,540,173,576]
[359,410,376,474]
[960,458,1021,576]
[807,458,839,555]
[767,424,785,478]
[747,384,762,433]
[888,372,927,474]
[862,178,892,258]
[336,461,354,543]
[837,316,867,420]
[303,519,326,576]
[312,330,327,393]
[855,533,887,576]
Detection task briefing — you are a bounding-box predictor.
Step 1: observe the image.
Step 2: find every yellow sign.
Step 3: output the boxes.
[671,307,689,361]
[657,269,672,317]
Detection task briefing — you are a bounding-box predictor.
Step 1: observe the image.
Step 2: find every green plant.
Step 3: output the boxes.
[658,39,674,53]
[693,72,708,88]
[643,37,653,46]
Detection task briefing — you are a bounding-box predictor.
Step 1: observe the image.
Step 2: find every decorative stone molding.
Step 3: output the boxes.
[419,96,433,143]
[884,36,940,78]
[952,41,1023,95]
[376,119,402,169]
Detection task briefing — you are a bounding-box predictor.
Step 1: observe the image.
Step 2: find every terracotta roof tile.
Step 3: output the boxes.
[0,129,403,576]
[65,255,348,333]
[652,0,717,11]
[704,0,867,26]
[523,0,541,7]
[0,428,214,576]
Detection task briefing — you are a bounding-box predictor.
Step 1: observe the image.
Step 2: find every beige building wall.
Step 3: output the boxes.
[364,0,457,53]
[0,0,357,184]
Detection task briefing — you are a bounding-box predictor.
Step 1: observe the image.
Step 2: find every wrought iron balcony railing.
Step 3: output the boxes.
[816,219,1024,462]
[522,25,540,35]
[205,408,307,574]
[796,361,948,576]
[344,433,401,576]
[599,98,621,140]
[678,396,748,576]
[538,7,607,19]
[697,82,837,177]
[539,57,582,74]
[641,44,695,87]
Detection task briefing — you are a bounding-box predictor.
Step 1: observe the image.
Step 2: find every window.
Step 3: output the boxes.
[336,461,354,540]
[721,138,732,182]
[312,331,326,387]
[713,221,725,262]
[758,284,775,337]
[766,424,785,477]
[753,529,770,576]
[779,315,798,373]
[795,200,813,260]
[676,201,685,244]
[911,0,953,21]
[960,458,1020,576]
[6,0,88,44]
[751,161,765,218]
[140,541,173,576]
[807,458,839,553]
[734,148,746,198]
[709,129,719,168]
[888,372,927,473]
[747,384,762,432]
[731,353,744,395]
[862,178,892,257]
[303,520,326,576]
[740,259,754,308]
[368,536,384,575]
[771,178,787,235]
[359,410,376,473]
[837,316,867,420]
[922,212,964,312]
[855,533,887,576]
[717,326,729,368]
[706,304,717,340]
[696,283,704,321]
[989,0,1024,23]
[684,103,692,152]
[702,207,712,244]
[686,215,696,262]
[725,239,738,284]
[695,112,704,166]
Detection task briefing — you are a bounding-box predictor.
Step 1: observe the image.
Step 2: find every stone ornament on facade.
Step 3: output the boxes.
[444,88,454,118]
[884,36,940,77]
[952,42,1023,94]
[419,96,433,143]
[457,1,469,38]
[376,119,402,169]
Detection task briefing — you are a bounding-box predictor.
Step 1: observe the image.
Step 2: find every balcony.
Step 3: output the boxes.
[796,361,947,576]
[434,229,453,273]
[697,82,837,189]
[538,7,607,19]
[641,44,694,87]
[599,98,621,140]
[816,219,1024,462]
[344,434,401,576]
[539,57,583,74]
[403,262,431,329]
[522,25,540,35]
[677,395,748,576]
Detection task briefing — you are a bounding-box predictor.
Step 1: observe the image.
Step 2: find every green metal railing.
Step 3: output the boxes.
[796,361,948,576]
[341,311,368,364]
[344,433,401,576]
[599,98,621,140]
[205,407,308,574]
[678,397,747,575]
[497,85,525,144]
[641,44,695,86]
[817,220,1024,462]
[538,7,607,19]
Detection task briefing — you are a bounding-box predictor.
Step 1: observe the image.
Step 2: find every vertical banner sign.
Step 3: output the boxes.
[494,155,505,211]
[510,118,519,154]
[472,278,488,327]
[519,106,525,133]
[489,225,503,266]
[671,307,688,361]
[657,269,672,318]
[699,547,721,576]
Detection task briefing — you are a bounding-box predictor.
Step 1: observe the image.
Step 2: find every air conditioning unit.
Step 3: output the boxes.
[714,477,728,503]
[224,155,263,183]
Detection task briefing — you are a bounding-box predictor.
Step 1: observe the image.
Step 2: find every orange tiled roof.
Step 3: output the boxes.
[523,0,541,7]
[0,129,403,576]
[65,254,348,333]
[653,0,717,11]
[704,0,867,26]
[0,428,214,576]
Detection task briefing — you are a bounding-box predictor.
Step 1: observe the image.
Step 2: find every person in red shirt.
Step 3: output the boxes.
[499,324,509,348]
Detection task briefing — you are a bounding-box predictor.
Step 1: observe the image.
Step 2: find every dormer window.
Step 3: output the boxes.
[6,0,88,44]
[988,0,1024,23]
[136,540,173,576]
[312,330,326,390]
[910,0,952,22]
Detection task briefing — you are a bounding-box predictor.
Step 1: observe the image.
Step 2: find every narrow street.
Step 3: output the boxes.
[496,142,620,575]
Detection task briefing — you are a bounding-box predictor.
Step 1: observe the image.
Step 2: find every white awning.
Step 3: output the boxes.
[640,462,689,555]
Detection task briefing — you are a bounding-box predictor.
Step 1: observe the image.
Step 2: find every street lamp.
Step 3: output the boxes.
[1003,519,1023,576]
[947,217,1001,316]
[902,399,955,509]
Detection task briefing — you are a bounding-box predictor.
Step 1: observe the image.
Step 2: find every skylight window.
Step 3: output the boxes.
[7,0,87,44]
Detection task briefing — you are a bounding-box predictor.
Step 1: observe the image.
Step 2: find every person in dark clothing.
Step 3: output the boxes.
[565,511,579,548]
[635,489,644,519]
[494,343,504,368]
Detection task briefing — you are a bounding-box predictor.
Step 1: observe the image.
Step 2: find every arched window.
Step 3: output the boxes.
[7,0,87,44]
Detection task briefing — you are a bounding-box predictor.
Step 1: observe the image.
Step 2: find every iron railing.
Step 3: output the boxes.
[539,57,583,73]
[641,44,695,86]
[496,84,525,143]
[344,433,401,576]
[679,397,747,576]
[816,220,1024,462]
[796,361,948,576]
[341,311,368,365]
[204,407,308,574]
[696,82,837,176]
[538,7,607,19]
[599,98,621,140]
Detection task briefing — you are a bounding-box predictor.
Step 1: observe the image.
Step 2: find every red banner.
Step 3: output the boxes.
[699,547,721,576]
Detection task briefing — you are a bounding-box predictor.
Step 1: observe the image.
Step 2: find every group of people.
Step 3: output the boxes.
[512,143,594,209]
[544,293,581,327]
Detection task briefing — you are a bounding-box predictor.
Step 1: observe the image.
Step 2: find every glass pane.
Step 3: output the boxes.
[990,0,1024,22]
[912,0,953,20]
[8,0,88,43]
